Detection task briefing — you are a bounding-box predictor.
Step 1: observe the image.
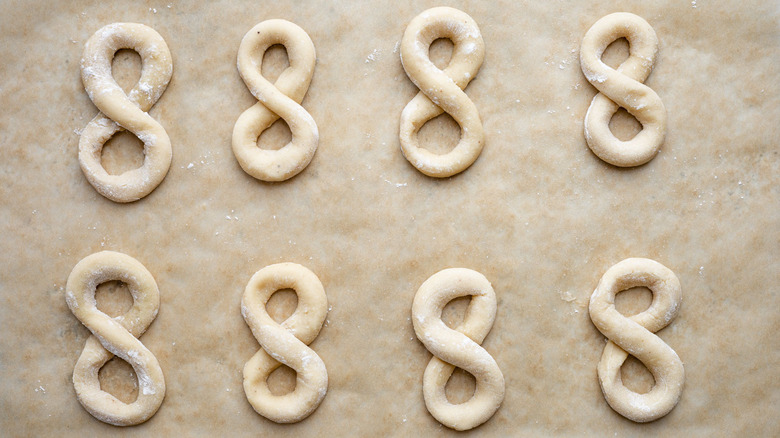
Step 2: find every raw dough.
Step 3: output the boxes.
[399,7,485,177]
[232,20,319,182]
[411,268,504,431]
[589,258,684,422]
[580,12,666,167]
[79,23,173,202]
[65,251,165,426]
[241,262,328,423]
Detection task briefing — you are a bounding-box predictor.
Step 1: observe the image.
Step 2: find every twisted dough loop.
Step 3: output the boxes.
[241,263,328,423]
[580,13,666,167]
[412,268,504,431]
[79,23,173,202]
[589,258,684,422]
[233,20,319,182]
[65,251,165,426]
[400,7,485,177]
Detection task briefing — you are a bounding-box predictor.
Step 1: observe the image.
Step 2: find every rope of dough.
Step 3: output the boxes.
[580,13,666,167]
[411,268,504,431]
[65,251,165,426]
[232,20,319,182]
[399,7,485,177]
[589,258,684,422]
[241,263,328,422]
[79,23,173,202]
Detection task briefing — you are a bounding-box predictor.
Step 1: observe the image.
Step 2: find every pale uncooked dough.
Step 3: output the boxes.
[399,7,485,177]
[589,258,684,422]
[580,12,666,167]
[65,251,165,426]
[79,23,173,202]
[232,20,319,182]
[411,268,504,431]
[241,262,328,423]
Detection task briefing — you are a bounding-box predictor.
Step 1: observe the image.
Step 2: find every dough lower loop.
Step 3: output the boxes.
[400,7,486,177]
[588,258,684,422]
[65,251,165,426]
[411,268,504,431]
[79,23,173,202]
[241,263,328,423]
[580,13,666,167]
[232,20,319,182]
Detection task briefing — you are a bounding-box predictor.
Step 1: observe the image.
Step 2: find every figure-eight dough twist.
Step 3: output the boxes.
[400,7,485,177]
[233,20,319,182]
[580,13,666,167]
[412,268,504,431]
[241,263,328,422]
[79,23,173,202]
[589,258,684,422]
[65,251,165,426]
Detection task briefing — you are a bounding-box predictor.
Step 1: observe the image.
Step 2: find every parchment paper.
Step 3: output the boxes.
[1,0,778,436]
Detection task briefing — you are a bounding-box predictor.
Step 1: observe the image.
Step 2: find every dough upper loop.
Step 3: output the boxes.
[65,251,165,426]
[399,7,485,177]
[241,262,328,423]
[589,258,684,422]
[232,20,319,182]
[411,268,504,431]
[79,23,173,202]
[580,12,666,167]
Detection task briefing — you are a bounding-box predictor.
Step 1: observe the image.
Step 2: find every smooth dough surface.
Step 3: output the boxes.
[232,19,319,182]
[399,7,485,177]
[580,12,666,167]
[589,258,684,422]
[241,262,328,423]
[412,268,504,431]
[2,1,778,436]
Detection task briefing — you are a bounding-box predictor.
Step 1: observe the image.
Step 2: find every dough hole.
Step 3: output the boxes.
[101,130,145,175]
[601,37,629,70]
[609,107,642,141]
[428,38,454,69]
[620,355,655,394]
[614,286,652,317]
[267,364,297,396]
[441,295,471,329]
[256,119,292,151]
[444,367,476,404]
[266,288,298,323]
[417,113,460,155]
[95,280,134,318]
[98,356,139,403]
[261,44,290,84]
[111,49,142,94]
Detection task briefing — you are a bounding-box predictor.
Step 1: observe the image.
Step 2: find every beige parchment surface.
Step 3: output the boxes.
[1,0,778,436]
